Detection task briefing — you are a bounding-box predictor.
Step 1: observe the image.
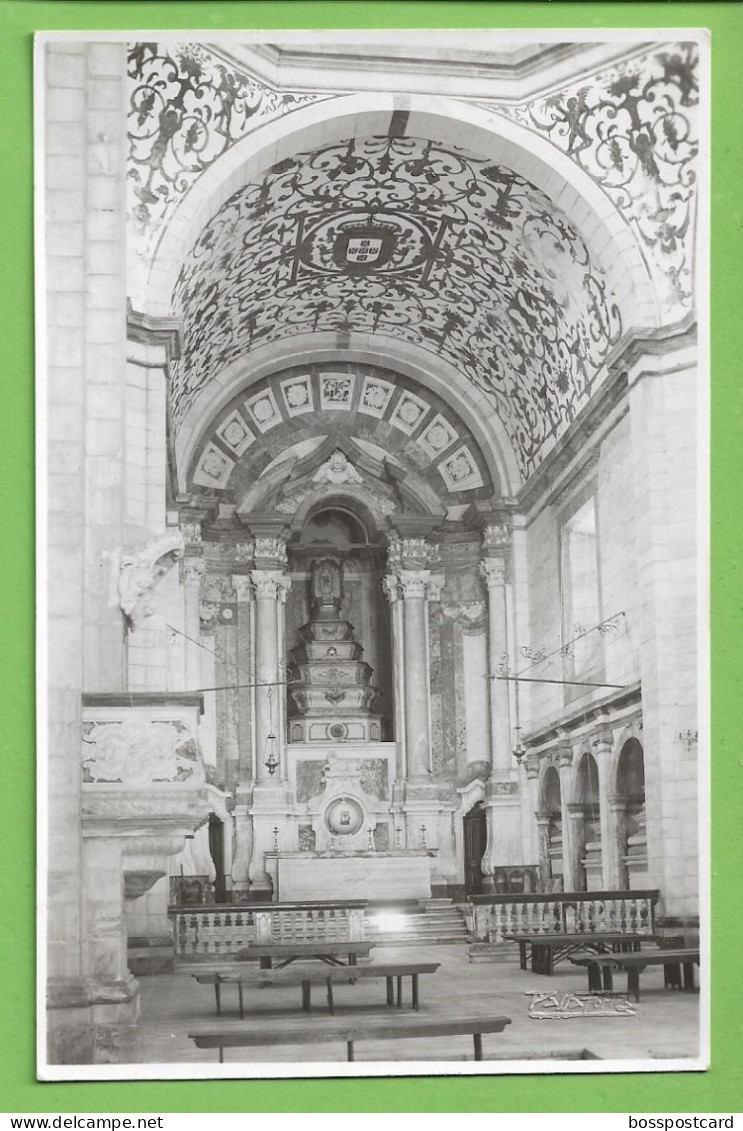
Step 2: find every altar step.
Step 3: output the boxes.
[365,900,470,946]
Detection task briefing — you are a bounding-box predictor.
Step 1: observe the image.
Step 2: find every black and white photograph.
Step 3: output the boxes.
[37,28,708,1079]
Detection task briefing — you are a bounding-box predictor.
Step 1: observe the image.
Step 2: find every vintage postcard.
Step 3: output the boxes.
[36,27,708,1081]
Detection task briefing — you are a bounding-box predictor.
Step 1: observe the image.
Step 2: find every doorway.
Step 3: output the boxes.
[208,815,226,903]
[463,803,487,896]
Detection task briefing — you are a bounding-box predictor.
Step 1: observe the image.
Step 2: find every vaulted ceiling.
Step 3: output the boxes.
[170,134,624,479]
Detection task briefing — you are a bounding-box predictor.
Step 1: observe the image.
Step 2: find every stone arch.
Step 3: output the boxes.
[288,490,393,543]
[614,736,648,888]
[538,763,564,890]
[176,334,521,497]
[139,92,658,329]
[572,751,602,891]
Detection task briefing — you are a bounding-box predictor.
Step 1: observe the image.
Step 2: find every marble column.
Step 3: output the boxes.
[231,573,254,781]
[557,745,577,892]
[250,569,287,784]
[593,730,619,889]
[382,573,407,785]
[182,556,205,690]
[479,549,511,776]
[399,569,432,781]
[524,753,542,866]
[609,794,631,890]
[536,812,552,890]
[248,541,291,898]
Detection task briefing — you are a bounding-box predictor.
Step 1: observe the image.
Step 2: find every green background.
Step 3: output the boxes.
[1,0,739,1114]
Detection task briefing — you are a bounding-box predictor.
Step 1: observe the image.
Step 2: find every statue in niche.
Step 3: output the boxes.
[313,557,343,609]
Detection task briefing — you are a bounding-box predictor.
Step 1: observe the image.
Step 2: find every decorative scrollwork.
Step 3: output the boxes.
[171,135,623,475]
[127,43,330,247]
[492,42,699,316]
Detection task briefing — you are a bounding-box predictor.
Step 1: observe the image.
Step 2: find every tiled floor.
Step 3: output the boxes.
[135,943,701,1068]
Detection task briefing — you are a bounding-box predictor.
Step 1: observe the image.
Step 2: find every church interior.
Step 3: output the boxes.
[41,32,703,1068]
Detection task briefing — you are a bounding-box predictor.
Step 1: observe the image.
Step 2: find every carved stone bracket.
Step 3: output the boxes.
[382,574,400,605]
[109,532,184,630]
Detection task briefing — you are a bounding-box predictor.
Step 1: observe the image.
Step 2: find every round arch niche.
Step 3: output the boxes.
[284,501,394,745]
[539,766,563,892]
[615,737,648,889]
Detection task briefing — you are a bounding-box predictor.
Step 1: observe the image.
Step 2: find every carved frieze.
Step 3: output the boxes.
[82,716,202,787]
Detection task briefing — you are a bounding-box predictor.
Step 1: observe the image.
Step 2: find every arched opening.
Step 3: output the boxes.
[285,504,393,743]
[616,738,648,889]
[574,752,602,891]
[463,801,487,896]
[539,766,563,892]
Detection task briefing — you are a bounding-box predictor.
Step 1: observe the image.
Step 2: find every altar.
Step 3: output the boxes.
[268,850,435,902]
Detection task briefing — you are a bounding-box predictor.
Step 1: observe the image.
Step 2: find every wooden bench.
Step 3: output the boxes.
[569,948,700,1002]
[189,1013,512,1062]
[195,961,439,1018]
[235,940,374,969]
[505,932,660,975]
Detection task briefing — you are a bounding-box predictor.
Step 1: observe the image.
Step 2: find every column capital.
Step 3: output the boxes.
[608,793,630,812]
[479,557,506,589]
[591,729,614,754]
[231,574,254,603]
[524,752,541,780]
[250,569,290,601]
[556,742,574,769]
[399,569,430,600]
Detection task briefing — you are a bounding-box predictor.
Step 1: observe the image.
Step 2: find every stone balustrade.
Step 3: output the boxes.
[169,899,368,960]
[469,889,659,943]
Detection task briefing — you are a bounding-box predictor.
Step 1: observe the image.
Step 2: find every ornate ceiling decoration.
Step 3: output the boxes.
[488,42,699,318]
[171,135,622,477]
[127,42,331,252]
[189,362,494,514]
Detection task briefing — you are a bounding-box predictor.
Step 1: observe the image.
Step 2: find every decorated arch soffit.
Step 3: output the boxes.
[187,360,495,520]
[170,134,623,480]
[127,40,700,481]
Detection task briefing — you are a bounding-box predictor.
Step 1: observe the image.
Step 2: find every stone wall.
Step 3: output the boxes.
[44,40,132,1064]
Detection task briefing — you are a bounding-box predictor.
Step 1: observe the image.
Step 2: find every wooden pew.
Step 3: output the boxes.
[235,940,374,969]
[189,1013,512,1062]
[505,932,660,975]
[569,948,700,1001]
[194,961,440,1018]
